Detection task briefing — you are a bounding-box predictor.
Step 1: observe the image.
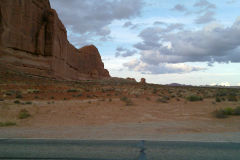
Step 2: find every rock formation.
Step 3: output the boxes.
[126,77,137,82]
[0,0,110,80]
[140,78,146,84]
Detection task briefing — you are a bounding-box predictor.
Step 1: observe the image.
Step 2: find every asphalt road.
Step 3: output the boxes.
[0,139,240,160]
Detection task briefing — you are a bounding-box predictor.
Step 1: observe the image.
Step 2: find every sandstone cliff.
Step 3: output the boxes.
[0,0,110,80]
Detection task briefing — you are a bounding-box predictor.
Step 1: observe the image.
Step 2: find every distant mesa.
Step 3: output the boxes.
[126,77,137,82]
[0,0,110,80]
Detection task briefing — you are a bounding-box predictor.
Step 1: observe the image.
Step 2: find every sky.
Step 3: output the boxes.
[50,0,240,86]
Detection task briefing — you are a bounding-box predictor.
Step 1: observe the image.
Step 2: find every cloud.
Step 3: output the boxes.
[193,0,216,24]
[123,21,133,28]
[171,4,187,12]
[210,82,231,86]
[134,17,240,66]
[227,0,237,4]
[194,11,215,24]
[194,0,216,10]
[237,83,240,86]
[115,47,137,57]
[50,0,143,45]
[123,59,206,74]
[153,21,167,26]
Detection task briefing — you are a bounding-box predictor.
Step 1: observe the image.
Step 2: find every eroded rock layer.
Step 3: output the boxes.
[0,0,110,80]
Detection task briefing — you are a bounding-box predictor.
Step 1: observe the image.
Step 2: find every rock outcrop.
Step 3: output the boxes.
[0,0,110,80]
[140,78,146,84]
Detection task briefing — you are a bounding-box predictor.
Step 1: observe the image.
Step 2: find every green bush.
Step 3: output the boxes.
[156,97,168,103]
[228,95,238,101]
[213,109,228,119]
[214,106,240,118]
[186,95,203,101]
[223,107,234,115]
[25,101,32,105]
[16,94,23,99]
[215,97,221,102]
[120,96,133,106]
[18,109,31,119]
[14,100,21,104]
[234,106,240,115]
[67,89,78,93]
[0,121,16,127]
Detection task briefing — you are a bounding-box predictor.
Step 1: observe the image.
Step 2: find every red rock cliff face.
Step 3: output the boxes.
[0,0,110,80]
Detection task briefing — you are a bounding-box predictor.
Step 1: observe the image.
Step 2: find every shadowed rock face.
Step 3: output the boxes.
[0,0,110,80]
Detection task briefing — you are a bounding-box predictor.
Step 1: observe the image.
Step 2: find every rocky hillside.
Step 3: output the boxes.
[0,0,110,80]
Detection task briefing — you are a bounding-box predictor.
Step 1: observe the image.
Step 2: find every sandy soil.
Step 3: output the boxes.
[0,69,240,140]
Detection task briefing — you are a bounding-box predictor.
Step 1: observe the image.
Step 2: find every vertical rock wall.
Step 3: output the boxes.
[0,0,110,80]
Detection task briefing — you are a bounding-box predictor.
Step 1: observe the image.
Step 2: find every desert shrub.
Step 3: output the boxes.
[0,121,16,127]
[223,107,234,115]
[186,95,203,101]
[215,97,221,102]
[77,94,82,97]
[18,109,31,119]
[156,97,169,103]
[234,106,240,115]
[33,90,40,94]
[146,97,151,101]
[14,100,21,104]
[25,101,32,105]
[120,96,128,101]
[213,106,240,118]
[67,89,78,93]
[227,94,238,101]
[213,109,228,119]
[120,96,133,106]
[152,88,157,94]
[16,94,23,99]
[216,89,228,97]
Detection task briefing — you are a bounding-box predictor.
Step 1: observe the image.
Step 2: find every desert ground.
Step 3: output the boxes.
[0,67,240,140]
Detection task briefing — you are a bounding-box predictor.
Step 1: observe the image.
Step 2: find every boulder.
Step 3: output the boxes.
[0,0,110,80]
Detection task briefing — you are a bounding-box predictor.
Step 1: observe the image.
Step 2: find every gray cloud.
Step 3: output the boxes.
[227,0,237,4]
[50,0,143,46]
[193,0,216,24]
[194,0,216,10]
[153,21,167,26]
[134,23,184,50]
[115,47,137,57]
[123,21,133,27]
[171,4,187,12]
[134,17,240,66]
[194,11,215,24]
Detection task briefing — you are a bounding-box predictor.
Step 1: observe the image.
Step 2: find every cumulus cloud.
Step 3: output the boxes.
[50,0,143,45]
[124,59,205,74]
[125,17,240,74]
[171,4,187,12]
[115,47,137,57]
[134,17,240,65]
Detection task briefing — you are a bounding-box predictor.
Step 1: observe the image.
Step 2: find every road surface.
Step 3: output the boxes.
[0,139,240,160]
